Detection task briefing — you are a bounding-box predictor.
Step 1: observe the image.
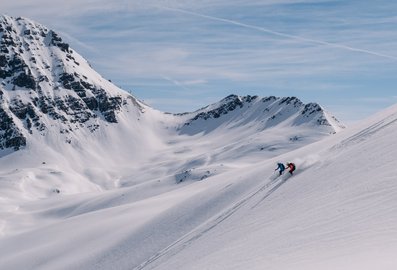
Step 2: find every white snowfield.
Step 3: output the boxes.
[0,102,396,270]
[0,15,396,270]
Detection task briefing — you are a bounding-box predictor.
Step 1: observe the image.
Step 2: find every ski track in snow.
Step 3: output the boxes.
[332,112,397,151]
[133,174,291,270]
[250,174,292,209]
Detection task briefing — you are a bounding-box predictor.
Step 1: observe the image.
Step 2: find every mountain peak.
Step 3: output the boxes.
[180,94,345,135]
[0,15,143,151]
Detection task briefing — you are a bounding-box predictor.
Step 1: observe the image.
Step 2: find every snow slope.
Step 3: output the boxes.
[138,104,397,270]
[0,103,396,270]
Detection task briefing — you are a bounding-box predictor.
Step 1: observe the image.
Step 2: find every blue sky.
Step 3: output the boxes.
[3,0,397,123]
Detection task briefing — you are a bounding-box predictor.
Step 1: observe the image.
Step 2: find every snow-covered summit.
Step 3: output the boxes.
[0,15,145,151]
[179,94,344,135]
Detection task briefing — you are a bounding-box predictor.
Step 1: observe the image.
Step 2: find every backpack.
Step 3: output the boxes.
[278,163,285,170]
[289,163,296,172]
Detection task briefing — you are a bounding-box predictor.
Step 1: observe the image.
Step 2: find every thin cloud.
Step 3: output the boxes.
[155,6,397,62]
[357,96,397,104]
[161,75,191,92]
[181,79,207,85]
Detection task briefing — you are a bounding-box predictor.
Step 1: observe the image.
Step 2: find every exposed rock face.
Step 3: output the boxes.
[0,105,26,150]
[187,95,248,121]
[0,15,141,151]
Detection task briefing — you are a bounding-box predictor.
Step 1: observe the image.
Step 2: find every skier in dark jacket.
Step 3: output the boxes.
[286,162,296,175]
[275,163,285,175]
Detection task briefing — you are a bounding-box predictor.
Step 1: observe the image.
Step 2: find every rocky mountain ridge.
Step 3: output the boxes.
[179,94,344,135]
[0,15,143,151]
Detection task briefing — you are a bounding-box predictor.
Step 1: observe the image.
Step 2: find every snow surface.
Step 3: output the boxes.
[0,102,396,270]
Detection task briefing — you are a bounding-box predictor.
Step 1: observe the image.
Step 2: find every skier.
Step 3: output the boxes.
[286,162,296,175]
[275,162,285,176]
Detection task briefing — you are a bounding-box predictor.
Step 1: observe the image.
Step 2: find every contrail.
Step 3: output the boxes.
[157,6,397,61]
[161,75,191,92]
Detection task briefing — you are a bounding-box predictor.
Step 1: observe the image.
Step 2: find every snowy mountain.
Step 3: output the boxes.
[6,15,395,270]
[0,15,146,152]
[0,15,345,198]
[178,94,344,135]
[0,14,342,157]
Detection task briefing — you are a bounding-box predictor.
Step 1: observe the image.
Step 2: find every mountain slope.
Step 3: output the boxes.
[169,94,345,173]
[141,103,397,270]
[0,14,148,152]
[0,102,395,269]
[0,15,172,201]
[178,95,344,135]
